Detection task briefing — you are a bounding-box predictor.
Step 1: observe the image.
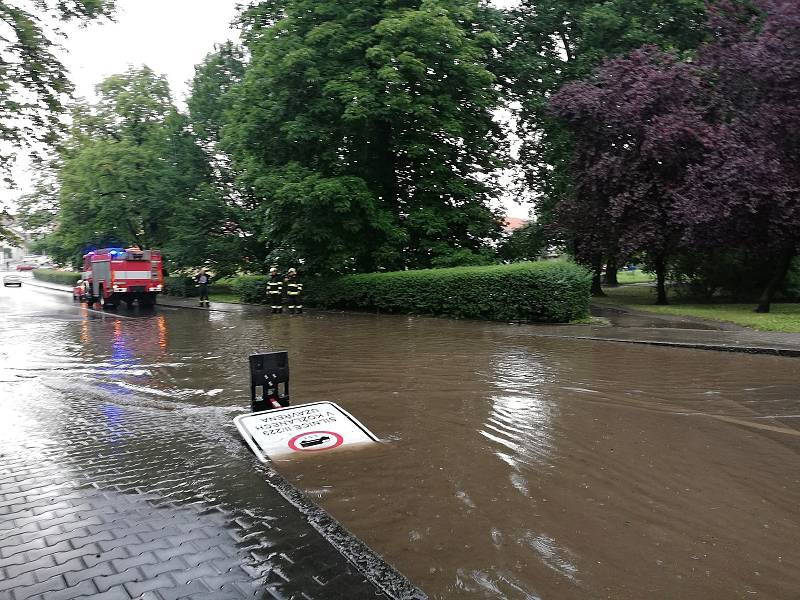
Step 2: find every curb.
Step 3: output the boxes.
[527,333,800,358]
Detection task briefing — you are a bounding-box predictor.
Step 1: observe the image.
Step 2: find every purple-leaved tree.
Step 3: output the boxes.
[549,49,710,304]
[550,0,800,311]
[676,0,800,312]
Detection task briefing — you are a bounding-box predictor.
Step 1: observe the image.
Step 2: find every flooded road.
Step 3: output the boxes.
[2,281,799,599]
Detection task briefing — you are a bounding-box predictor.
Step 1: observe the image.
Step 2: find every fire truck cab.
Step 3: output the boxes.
[82,247,164,309]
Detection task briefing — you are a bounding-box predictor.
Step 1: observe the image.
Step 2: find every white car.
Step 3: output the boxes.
[3,274,23,287]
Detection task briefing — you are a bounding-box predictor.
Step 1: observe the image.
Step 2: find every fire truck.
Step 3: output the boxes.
[80,247,164,309]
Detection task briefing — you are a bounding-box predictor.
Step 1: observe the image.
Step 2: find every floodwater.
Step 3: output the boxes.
[2,280,799,599]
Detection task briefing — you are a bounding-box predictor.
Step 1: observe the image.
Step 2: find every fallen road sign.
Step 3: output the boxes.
[235,401,379,462]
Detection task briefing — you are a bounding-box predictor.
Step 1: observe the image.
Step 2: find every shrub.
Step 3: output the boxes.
[33,269,80,286]
[232,275,269,304]
[317,261,591,322]
[163,276,198,297]
[163,275,234,297]
[781,257,800,301]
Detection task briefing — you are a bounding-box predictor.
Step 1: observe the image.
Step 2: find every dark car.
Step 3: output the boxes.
[299,436,330,448]
[3,274,23,287]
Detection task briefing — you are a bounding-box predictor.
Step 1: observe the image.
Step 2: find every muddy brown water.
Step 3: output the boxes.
[2,283,799,599]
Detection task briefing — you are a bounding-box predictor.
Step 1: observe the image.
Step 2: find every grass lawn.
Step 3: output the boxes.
[614,269,656,284]
[209,293,241,304]
[599,285,800,333]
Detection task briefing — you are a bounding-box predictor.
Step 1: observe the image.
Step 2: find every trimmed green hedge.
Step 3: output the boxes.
[33,269,81,286]
[163,276,197,297]
[317,261,591,322]
[164,276,235,297]
[232,275,269,304]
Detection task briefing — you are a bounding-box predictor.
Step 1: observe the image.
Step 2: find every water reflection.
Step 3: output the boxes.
[484,347,556,473]
[4,286,800,600]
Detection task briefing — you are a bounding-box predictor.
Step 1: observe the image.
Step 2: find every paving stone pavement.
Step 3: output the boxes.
[0,381,418,599]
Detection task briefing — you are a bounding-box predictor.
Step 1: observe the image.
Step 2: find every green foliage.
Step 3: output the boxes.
[502,0,710,243]
[180,43,268,276]
[33,268,80,286]
[44,67,211,267]
[223,0,507,273]
[429,248,497,268]
[498,222,546,262]
[0,1,114,183]
[231,275,270,304]
[0,208,21,246]
[782,259,800,302]
[318,261,591,322]
[163,275,234,297]
[163,276,198,297]
[188,42,245,145]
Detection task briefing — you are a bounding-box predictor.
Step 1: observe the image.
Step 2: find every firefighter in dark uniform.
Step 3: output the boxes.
[285,268,303,314]
[267,267,284,313]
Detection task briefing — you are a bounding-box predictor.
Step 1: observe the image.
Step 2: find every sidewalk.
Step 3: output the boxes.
[25,277,800,355]
[3,279,427,600]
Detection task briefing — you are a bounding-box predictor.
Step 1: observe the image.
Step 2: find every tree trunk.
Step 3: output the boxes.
[591,256,605,297]
[605,257,619,286]
[755,249,794,313]
[654,256,668,305]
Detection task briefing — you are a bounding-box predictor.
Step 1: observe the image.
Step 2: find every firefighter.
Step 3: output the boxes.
[285,267,303,314]
[267,266,283,313]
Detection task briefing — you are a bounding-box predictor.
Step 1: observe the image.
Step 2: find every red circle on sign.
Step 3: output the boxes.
[288,431,344,452]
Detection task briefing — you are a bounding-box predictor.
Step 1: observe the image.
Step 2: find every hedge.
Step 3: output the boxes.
[316,261,592,323]
[232,275,270,304]
[163,276,235,297]
[33,269,80,286]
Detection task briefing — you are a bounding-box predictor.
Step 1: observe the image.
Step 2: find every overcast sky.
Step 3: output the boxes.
[5,0,529,218]
[62,0,241,106]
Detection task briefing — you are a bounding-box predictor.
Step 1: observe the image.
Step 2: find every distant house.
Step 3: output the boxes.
[503,217,528,233]
[0,214,32,263]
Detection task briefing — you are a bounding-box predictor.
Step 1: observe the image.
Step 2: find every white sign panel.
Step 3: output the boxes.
[235,401,379,462]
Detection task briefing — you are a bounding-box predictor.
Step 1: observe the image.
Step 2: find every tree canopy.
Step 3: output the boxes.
[0,0,115,183]
[222,0,507,273]
[44,67,210,267]
[549,0,800,311]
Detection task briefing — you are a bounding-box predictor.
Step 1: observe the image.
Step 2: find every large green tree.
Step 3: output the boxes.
[224,0,506,273]
[45,67,210,266]
[177,42,267,277]
[0,0,114,183]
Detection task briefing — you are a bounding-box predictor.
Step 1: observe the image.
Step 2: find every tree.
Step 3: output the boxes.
[675,0,800,312]
[180,42,268,276]
[549,49,710,303]
[501,0,710,276]
[223,0,506,274]
[0,0,114,184]
[46,67,210,266]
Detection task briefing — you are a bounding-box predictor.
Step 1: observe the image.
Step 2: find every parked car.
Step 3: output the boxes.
[3,274,22,287]
[15,264,35,271]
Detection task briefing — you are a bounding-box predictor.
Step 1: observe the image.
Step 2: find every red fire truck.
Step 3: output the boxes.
[80,247,164,309]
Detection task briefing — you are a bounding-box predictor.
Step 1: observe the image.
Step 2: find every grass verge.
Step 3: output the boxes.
[614,270,656,284]
[598,286,800,332]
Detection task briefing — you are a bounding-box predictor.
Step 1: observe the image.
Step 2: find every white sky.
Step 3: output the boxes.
[62,0,241,106]
[4,0,530,219]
